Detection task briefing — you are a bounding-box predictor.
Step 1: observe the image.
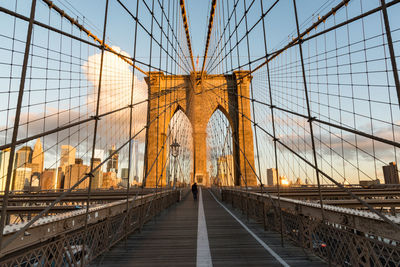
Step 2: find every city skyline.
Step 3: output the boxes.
[0,139,143,192]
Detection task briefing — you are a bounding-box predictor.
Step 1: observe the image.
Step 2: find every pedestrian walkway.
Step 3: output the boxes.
[92,188,326,266]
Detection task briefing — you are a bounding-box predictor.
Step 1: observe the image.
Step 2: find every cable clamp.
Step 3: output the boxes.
[128,104,134,108]
[91,115,101,121]
[307,116,316,122]
[86,172,95,178]
[273,137,279,142]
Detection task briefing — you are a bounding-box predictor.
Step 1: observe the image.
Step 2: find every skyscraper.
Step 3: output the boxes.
[15,146,33,169]
[121,168,129,187]
[102,171,117,188]
[41,168,56,190]
[217,155,234,186]
[63,158,89,189]
[13,167,32,191]
[383,162,399,184]
[107,145,118,174]
[90,158,103,189]
[32,138,44,174]
[60,145,76,171]
[267,168,277,186]
[0,148,11,191]
[134,141,139,178]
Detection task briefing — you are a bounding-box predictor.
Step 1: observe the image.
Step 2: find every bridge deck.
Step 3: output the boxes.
[92,188,326,266]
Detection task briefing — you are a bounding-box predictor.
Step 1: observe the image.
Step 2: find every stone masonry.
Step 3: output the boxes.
[143,71,257,187]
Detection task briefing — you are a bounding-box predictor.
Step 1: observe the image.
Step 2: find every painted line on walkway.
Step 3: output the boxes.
[197,187,213,267]
[209,190,290,267]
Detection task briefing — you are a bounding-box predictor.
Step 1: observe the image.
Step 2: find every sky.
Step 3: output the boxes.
[0,0,399,185]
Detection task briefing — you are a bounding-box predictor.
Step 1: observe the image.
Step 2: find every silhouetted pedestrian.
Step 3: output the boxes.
[191,183,198,200]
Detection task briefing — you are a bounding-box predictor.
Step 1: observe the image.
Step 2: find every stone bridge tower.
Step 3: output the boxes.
[143,71,257,188]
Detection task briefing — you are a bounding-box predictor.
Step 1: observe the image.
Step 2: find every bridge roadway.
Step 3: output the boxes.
[91,188,325,266]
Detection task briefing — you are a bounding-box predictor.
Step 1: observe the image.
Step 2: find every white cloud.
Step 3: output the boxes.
[82,46,148,143]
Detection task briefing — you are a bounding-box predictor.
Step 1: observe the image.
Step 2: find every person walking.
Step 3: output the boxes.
[191,182,198,200]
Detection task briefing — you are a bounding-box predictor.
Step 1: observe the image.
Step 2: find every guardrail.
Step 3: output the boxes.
[0,189,181,266]
[221,189,400,266]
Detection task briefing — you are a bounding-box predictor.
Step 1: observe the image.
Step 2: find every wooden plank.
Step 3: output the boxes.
[92,188,327,266]
[91,192,197,266]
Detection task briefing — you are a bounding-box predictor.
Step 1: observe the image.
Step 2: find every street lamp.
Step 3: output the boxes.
[170,139,180,188]
[170,139,180,158]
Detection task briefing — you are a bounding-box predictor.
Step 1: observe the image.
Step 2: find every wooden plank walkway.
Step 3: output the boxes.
[91,188,326,266]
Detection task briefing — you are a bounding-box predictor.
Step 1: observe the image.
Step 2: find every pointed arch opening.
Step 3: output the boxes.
[166,109,193,187]
[206,107,235,186]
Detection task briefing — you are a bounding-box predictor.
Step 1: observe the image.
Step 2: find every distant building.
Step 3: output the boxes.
[63,158,89,189]
[102,171,117,188]
[107,145,119,174]
[267,168,277,186]
[41,168,56,190]
[32,138,44,174]
[121,168,129,187]
[294,178,302,186]
[25,162,40,174]
[15,146,32,169]
[13,167,32,191]
[0,148,11,191]
[217,155,234,186]
[133,141,139,178]
[60,145,76,171]
[90,158,103,189]
[56,167,64,189]
[383,162,399,184]
[360,179,380,188]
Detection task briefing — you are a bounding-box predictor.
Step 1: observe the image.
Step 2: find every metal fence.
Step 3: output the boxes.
[0,189,181,266]
[221,189,400,266]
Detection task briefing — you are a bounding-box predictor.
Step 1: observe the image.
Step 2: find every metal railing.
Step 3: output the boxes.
[221,188,400,266]
[0,189,181,266]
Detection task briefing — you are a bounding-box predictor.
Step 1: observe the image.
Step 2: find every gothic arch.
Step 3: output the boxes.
[209,104,234,133]
[143,71,257,187]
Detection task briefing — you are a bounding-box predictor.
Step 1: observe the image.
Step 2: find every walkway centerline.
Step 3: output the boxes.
[197,187,213,267]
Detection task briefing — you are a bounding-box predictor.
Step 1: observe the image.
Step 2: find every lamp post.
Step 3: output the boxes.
[170,139,180,189]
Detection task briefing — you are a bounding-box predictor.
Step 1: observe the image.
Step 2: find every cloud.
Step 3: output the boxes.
[0,46,149,169]
[82,46,148,143]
